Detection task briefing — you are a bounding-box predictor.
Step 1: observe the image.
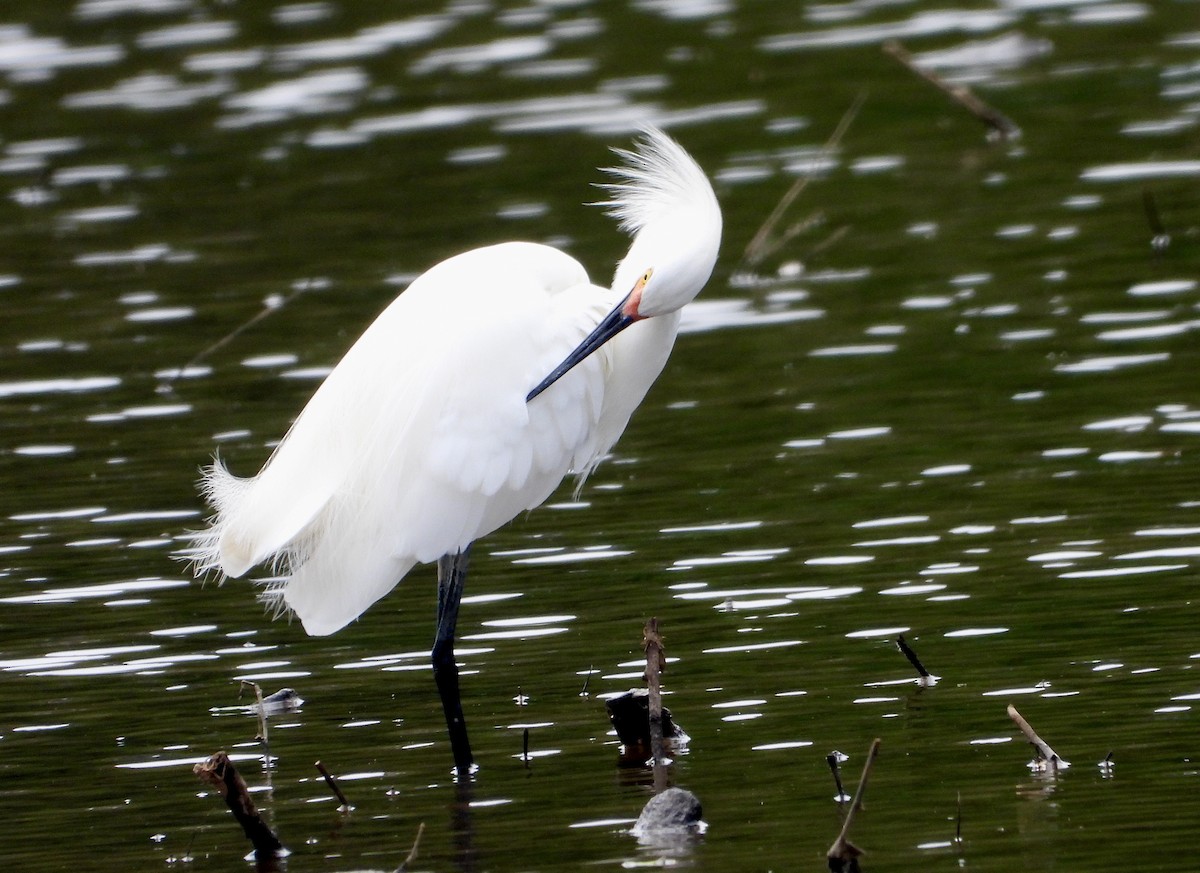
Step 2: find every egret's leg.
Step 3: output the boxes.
[434,546,474,775]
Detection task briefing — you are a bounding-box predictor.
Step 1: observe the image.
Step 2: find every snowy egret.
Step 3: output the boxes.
[192,128,721,774]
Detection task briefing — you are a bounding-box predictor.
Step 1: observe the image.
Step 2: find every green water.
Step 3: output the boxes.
[1,1,1198,870]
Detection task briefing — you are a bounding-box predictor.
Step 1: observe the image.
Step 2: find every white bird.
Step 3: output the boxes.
[191,128,721,774]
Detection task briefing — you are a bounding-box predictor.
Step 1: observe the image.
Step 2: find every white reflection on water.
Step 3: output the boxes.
[1081,160,1200,181]
[510,546,630,565]
[854,515,929,528]
[846,627,909,638]
[0,25,123,75]
[673,585,810,602]
[0,576,188,605]
[0,376,120,398]
[805,554,872,565]
[1054,352,1171,374]
[787,586,862,601]
[1059,564,1187,579]
[1127,279,1196,297]
[93,509,199,524]
[137,20,237,50]
[116,751,262,771]
[660,520,762,534]
[13,445,73,456]
[462,627,570,641]
[220,68,370,127]
[679,298,822,334]
[0,644,158,673]
[64,73,230,111]
[810,343,896,357]
[702,639,803,654]
[149,624,215,637]
[670,548,788,570]
[855,535,940,547]
[752,740,813,751]
[879,583,947,596]
[760,9,1015,52]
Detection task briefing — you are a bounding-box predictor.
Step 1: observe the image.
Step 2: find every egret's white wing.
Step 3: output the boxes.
[197,242,620,636]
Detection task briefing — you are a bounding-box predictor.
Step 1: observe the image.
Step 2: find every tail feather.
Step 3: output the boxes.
[191,455,338,580]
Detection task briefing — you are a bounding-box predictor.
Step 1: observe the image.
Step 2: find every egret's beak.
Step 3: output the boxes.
[526,271,651,403]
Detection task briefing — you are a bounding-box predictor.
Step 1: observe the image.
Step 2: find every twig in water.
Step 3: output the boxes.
[157,280,316,395]
[827,751,850,803]
[741,91,867,268]
[580,665,593,697]
[883,40,1021,141]
[643,617,668,793]
[194,751,283,861]
[955,790,963,845]
[1007,704,1069,771]
[240,680,268,744]
[827,738,882,872]
[523,727,530,767]
[315,760,352,811]
[896,634,938,686]
[394,822,425,873]
[896,634,929,678]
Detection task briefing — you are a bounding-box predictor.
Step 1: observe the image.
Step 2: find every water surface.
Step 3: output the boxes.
[1,1,1198,870]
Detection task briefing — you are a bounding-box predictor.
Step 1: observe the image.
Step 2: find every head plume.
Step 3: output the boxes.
[596,127,722,319]
[597,127,720,237]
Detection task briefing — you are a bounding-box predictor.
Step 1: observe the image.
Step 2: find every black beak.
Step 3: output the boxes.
[526,294,635,402]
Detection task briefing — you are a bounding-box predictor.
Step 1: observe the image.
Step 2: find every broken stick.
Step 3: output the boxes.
[315,760,352,810]
[194,751,283,859]
[741,91,866,268]
[1007,704,1069,770]
[827,738,881,872]
[643,617,668,793]
[826,751,850,803]
[394,822,425,873]
[883,40,1021,141]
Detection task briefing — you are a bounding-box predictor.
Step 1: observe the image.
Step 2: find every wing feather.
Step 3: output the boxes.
[192,241,621,635]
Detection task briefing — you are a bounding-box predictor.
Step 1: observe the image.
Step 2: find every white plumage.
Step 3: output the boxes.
[191,127,721,640]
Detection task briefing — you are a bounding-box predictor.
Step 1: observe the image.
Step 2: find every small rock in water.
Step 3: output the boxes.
[605,688,687,756]
[633,787,703,836]
[259,687,304,714]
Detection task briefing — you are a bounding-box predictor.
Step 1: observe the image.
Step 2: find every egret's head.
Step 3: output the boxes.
[526,128,720,402]
[603,128,721,319]
[612,220,719,321]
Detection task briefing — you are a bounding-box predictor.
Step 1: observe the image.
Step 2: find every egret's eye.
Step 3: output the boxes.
[642,268,654,283]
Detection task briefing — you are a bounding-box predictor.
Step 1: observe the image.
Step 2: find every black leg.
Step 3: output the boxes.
[434,546,474,776]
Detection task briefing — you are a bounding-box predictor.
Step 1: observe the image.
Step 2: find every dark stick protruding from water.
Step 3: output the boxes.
[1007,704,1069,771]
[194,751,284,861]
[883,40,1021,141]
[827,738,881,872]
[827,752,849,803]
[896,634,930,678]
[315,760,352,810]
[643,617,667,793]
